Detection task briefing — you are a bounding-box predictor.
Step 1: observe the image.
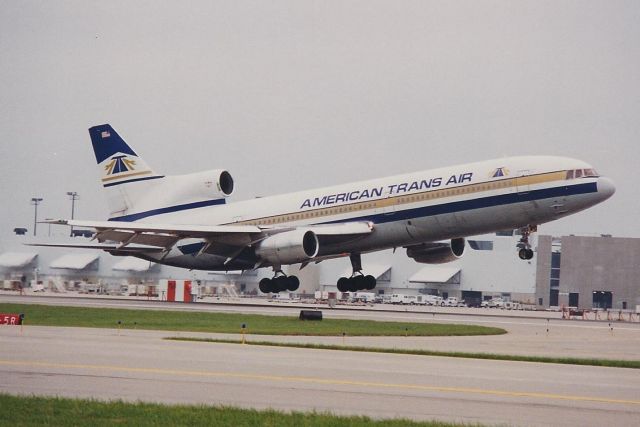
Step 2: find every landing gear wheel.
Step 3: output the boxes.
[287,276,300,291]
[364,275,376,290]
[259,278,272,294]
[518,248,534,260]
[337,277,349,293]
[273,276,289,292]
[353,275,366,291]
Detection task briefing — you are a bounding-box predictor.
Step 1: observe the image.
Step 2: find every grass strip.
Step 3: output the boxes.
[0,393,481,427]
[167,336,640,369]
[0,303,505,336]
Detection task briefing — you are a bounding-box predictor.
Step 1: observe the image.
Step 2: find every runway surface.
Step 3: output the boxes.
[2,294,640,360]
[1,328,639,425]
[2,294,640,425]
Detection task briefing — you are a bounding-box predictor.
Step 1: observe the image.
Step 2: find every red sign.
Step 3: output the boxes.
[0,313,24,325]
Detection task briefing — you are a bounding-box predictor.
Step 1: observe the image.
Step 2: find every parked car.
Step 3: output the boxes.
[441,297,466,307]
[414,295,430,305]
[426,295,443,306]
[481,298,505,308]
[390,294,418,305]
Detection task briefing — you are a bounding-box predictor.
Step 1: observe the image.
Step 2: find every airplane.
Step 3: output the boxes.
[36,124,615,293]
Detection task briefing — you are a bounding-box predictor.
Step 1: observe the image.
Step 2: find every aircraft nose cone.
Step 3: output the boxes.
[597,177,616,200]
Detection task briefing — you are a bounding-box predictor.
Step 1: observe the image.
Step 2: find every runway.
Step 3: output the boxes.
[1,325,639,426]
[3,293,640,360]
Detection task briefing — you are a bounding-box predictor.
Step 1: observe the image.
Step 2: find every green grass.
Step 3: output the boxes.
[0,394,481,426]
[0,303,505,336]
[167,337,640,369]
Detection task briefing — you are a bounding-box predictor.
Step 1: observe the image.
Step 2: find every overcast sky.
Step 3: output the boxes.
[1,1,638,239]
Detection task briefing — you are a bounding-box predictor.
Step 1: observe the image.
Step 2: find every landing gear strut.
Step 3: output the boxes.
[336,253,377,292]
[517,225,536,260]
[259,270,300,293]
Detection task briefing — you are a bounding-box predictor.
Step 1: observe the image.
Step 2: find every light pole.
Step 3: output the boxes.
[66,191,79,237]
[30,197,43,236]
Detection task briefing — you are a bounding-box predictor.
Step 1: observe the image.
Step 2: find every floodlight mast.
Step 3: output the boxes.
[30,197,43,236]
[67,191,79,237]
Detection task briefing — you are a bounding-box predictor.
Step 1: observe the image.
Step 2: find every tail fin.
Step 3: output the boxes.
[88,124,164,219]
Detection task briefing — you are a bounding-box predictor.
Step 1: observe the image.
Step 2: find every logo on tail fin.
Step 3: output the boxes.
[90,124,164,187]
[105,155,137,175]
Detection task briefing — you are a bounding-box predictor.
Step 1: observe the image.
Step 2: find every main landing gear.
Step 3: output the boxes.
[259,270,300,293]
[336,253,377,293]
[517,225,536,260]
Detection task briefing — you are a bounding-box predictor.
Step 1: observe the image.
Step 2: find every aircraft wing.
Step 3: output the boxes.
[41,219,373,261]
[49,219,263,236]
[24,242,165,253]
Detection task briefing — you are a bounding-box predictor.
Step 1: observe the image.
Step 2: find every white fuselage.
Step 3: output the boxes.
[133,155,614,270]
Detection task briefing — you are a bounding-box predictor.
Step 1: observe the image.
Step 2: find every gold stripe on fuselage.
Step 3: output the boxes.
[236,170,568,226]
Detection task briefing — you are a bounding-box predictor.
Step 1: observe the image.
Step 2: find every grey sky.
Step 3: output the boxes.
[1,1,638,238]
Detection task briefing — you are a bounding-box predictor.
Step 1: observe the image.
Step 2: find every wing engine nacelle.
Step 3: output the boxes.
[406,238,465,264]
[255,230,319,265]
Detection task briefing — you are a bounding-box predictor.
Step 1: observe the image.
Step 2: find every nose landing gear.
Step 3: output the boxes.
[517,225,536,260]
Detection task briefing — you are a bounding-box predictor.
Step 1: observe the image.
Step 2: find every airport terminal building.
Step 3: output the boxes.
[1,229,639,310]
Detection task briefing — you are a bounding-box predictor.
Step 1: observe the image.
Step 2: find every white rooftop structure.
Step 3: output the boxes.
[409,266,461,284]
[112,257,155,272]
[0,252,38,268]
[50,253,99,270]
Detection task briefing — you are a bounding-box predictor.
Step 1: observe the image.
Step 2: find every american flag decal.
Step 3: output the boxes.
[101,131,111,138]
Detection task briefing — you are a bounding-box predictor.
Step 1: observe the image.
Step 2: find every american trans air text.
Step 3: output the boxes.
[300,173,474,209]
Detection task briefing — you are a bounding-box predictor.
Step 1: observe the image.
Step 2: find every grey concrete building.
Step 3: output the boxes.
[536,235,640,310]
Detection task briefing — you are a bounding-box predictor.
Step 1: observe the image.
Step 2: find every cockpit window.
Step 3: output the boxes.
[566,168,600,179]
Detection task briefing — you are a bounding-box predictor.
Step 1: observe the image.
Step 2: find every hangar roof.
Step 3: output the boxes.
[113,256,155,272]
[0,252,38,268]
[409,266,460,284]
[50,253,99,270]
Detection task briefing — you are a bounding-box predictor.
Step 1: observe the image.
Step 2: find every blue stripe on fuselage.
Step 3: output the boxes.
[109,198,226,222]
[325,182,597,225]
[103,175,165,188]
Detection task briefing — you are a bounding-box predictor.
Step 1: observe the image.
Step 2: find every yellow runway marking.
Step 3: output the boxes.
[1,359,639,406]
